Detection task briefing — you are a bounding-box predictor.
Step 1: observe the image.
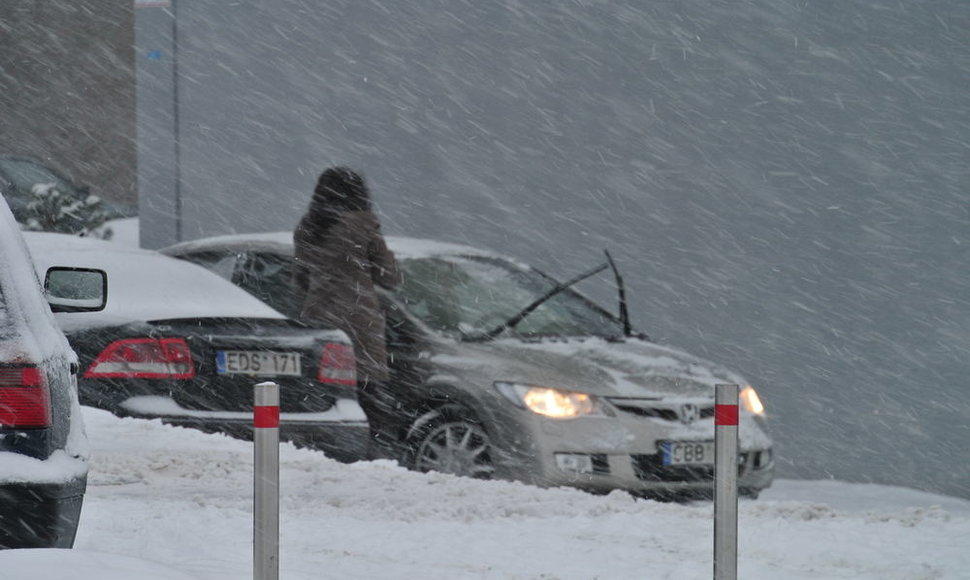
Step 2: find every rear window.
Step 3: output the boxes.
[0,284,10,337]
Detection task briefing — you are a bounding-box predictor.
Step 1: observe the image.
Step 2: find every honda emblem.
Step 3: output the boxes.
[680,403,699,425]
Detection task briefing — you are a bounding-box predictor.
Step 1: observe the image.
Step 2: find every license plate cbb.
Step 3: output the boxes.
[661,441,715,466]
[216,350,301,376]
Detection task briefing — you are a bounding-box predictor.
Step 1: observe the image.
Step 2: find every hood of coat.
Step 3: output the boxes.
[430,336,746,399]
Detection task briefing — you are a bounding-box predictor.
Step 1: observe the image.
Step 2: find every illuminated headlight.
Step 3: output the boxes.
[495,382,598,419]
[740,385,766,415]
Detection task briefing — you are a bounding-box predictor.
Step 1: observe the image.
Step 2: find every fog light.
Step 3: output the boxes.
[555,453,594,474]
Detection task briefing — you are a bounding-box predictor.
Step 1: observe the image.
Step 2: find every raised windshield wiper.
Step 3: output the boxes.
[461,262,609,343]
[604,249,632,337]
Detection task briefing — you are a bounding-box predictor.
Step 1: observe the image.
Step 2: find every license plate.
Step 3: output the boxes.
[660,441,715,466]
[216,350,301,376]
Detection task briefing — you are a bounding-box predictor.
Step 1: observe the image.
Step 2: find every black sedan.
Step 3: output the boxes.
[25,232,368,462]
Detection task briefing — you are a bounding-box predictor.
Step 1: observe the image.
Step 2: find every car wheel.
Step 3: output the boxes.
[408,407,494,479]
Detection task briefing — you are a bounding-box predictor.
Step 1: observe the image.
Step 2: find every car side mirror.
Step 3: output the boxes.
[44,267,108,313]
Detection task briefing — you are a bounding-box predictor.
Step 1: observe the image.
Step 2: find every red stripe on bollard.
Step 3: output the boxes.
[254,405,280,428]
[715,404,738,426]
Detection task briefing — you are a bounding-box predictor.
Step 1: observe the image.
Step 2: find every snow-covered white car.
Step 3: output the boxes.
[164,233,775,499]
[0,195,106,548]
[24,233,369,463]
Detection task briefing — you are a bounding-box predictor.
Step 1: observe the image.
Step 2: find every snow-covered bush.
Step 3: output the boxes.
[21,182,114,236]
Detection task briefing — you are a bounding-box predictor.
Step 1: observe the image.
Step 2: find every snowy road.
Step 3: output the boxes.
[56,407,970,579]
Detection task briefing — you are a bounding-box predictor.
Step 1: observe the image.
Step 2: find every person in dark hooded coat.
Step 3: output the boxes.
[293,167,401,455]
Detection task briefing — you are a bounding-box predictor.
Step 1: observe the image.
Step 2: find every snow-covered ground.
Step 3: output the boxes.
[4,407,969,579]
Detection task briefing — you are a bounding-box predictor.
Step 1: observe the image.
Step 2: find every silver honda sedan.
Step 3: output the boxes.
[163,233,774,499]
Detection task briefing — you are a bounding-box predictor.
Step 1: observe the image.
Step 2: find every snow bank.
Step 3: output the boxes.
[52,406,970,580]
[0,549,199,580]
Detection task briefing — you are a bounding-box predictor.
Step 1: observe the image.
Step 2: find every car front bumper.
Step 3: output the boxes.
[496,410,774,498]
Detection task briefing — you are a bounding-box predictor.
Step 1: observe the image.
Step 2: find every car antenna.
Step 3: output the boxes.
[604,249,632,337]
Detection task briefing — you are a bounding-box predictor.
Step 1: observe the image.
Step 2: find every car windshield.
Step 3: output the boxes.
[0,158,79,199]
[394,255,622,339]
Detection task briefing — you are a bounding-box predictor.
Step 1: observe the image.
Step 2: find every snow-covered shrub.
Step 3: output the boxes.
[22,182,113,235]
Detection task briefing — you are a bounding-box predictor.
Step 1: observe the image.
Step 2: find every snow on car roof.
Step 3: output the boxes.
[163,231,523,263]
[388,236,502,260]
[0,198,73,361]
[23,232,286,331]
[161,231,294,256]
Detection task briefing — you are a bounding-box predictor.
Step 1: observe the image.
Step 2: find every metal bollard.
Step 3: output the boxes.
[254,381,280,580]
[714,383,739,580]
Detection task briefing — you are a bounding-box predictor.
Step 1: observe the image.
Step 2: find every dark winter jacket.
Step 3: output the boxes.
[293,170,400,385]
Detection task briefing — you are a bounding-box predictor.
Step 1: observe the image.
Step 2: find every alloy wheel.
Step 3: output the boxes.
[413,420,493,479]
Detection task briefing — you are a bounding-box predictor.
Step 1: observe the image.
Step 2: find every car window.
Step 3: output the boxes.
[234,252,302,319]
[0,203,75,360]
[381,294,420,350]
[0,284,10,338]
[181,251,239,281]
[395,256,621,338]
[0,158,79,199]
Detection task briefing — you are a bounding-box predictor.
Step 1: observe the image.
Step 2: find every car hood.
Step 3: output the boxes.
[432,336,747,399]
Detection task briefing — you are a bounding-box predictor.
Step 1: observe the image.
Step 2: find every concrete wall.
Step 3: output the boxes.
[0,0,135,205]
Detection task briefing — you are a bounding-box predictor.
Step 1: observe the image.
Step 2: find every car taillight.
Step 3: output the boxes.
[85,337,196,379]
[0,366,52,428]
[317,343,357,386]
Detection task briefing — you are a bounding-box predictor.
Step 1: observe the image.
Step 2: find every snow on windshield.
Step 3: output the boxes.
[396,254,620,337]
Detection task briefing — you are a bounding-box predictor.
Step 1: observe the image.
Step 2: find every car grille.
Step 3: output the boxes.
[590,454,611,475]
[631,452,753,481]
[606,397,715,423]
